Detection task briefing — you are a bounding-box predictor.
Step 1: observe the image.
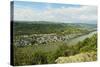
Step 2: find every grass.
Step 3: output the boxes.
[13,41,66,65]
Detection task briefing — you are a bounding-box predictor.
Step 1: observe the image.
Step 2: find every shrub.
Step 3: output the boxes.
[32,50,48,64]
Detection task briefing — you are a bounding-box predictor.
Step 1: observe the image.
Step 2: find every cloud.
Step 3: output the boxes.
[14,3,97,23]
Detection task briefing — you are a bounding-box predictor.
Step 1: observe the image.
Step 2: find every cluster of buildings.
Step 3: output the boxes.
[14,33,81,47]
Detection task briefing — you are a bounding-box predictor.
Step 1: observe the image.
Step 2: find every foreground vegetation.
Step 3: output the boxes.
[55,34,97,63]
[13,34,97,66]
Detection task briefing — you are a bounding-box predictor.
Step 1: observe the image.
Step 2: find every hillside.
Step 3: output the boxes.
[55,34,97,63]
[12,21,97,35]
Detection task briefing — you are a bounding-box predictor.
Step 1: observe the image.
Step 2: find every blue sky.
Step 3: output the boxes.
[13,1,97,23]
[14,1,81,11]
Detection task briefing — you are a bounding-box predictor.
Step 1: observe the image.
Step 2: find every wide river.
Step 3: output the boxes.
[67,31,97,45]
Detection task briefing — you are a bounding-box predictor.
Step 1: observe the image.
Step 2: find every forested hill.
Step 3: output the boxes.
[13,21,97,35]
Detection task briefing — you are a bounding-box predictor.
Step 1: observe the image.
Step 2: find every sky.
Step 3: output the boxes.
[13,1,97,23]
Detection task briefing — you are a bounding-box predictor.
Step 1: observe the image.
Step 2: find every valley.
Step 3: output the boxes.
[12,21,97,65]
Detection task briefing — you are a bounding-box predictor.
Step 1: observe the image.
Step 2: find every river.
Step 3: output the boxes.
[67,31,97,45]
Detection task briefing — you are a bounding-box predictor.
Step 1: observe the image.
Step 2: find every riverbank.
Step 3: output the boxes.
[67,31,97,45]
[13,30,97,47]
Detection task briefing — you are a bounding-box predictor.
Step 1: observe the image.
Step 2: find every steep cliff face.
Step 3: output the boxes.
[55,52,97,63]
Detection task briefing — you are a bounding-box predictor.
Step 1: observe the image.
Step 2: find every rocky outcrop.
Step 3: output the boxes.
[55,52,97,63]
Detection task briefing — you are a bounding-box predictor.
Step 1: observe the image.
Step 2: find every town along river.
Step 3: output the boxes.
[67,31,97,45]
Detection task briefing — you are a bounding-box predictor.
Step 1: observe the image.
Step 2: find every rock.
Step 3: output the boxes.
[55,52,97,63]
